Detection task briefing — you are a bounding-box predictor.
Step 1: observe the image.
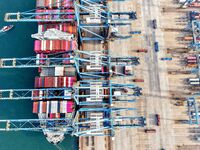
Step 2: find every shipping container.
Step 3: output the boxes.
[183,36,193,41]
[189,78,200,82]
[187,56,197,60]
[145,129,156,133]
[137,49,148,53]
[133,79,144,82]
[190,82,200,85]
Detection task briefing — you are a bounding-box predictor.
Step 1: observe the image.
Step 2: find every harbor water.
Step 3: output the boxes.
[0,1,78,150]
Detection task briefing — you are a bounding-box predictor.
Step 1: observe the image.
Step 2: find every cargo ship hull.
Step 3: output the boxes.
[32,0,78,144]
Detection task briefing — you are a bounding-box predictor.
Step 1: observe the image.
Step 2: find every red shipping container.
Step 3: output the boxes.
[50,77,55,87]
[58,77,62,87]
[35,10,43,19]
[34,77,39,88]
[33,102,39,113]
[67,101,73,113]
[34,40,41,52]
[49,113,56,119]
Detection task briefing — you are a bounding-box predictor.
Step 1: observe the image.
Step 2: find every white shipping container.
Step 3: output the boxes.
[39,90,43,100]
[36,54,40,65]
[62,101,67,113]
[57,0,61,8]
[50,40,53,51]
[189,78,200,82]
[37,0,45,7]
[39,101,43,113]
[190,81,200,85]
[38,25,43,33]
[55,67,64,76]
[49,0,53,8]
[46,101,50,114]
[51,101,57,113]
[179,0,186,3]
[64,77,67,87]
[86,18,101,24]
[55,77,58,87]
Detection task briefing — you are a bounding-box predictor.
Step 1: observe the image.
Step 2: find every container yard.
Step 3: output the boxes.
[2,0,200,150]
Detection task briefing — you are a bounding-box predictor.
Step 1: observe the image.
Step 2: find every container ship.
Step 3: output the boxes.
[32,0,77,144]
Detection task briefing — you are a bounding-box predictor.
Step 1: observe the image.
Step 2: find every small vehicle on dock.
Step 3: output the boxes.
[161,57,172,61]
[144,128,156,133]
[133,79,144,82]
[152,19,157,29]
[155,114,160,126]
[154,42,159,52]
[137,49,148,53]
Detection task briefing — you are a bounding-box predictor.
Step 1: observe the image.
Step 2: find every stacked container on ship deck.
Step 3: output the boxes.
[34,76,76,88]
[38,23,77,35]
[34,40,77,53]
[36,0,74,9]
[33,100,74,118]
[35,9,75,20]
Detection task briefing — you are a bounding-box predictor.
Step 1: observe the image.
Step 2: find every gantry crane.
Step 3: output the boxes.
[73,80,142,105]
[0,79,142,104]
[4,0,137,42]
[187,96,200,125]
[187,12,200,50]
[0,88,73,100]
[0,50,140,78]
[72,107,146,136]
[181,0,196,8]
[0,107,146,136]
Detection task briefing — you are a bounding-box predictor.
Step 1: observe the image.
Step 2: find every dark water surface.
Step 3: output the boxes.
[0,1,77,150]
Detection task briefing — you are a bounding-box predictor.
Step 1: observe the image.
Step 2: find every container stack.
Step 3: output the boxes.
[34,76,76,88]
[189,78,200,85]
[36,0,74,9]
[32,0,77,119]
[186,55,198,67]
